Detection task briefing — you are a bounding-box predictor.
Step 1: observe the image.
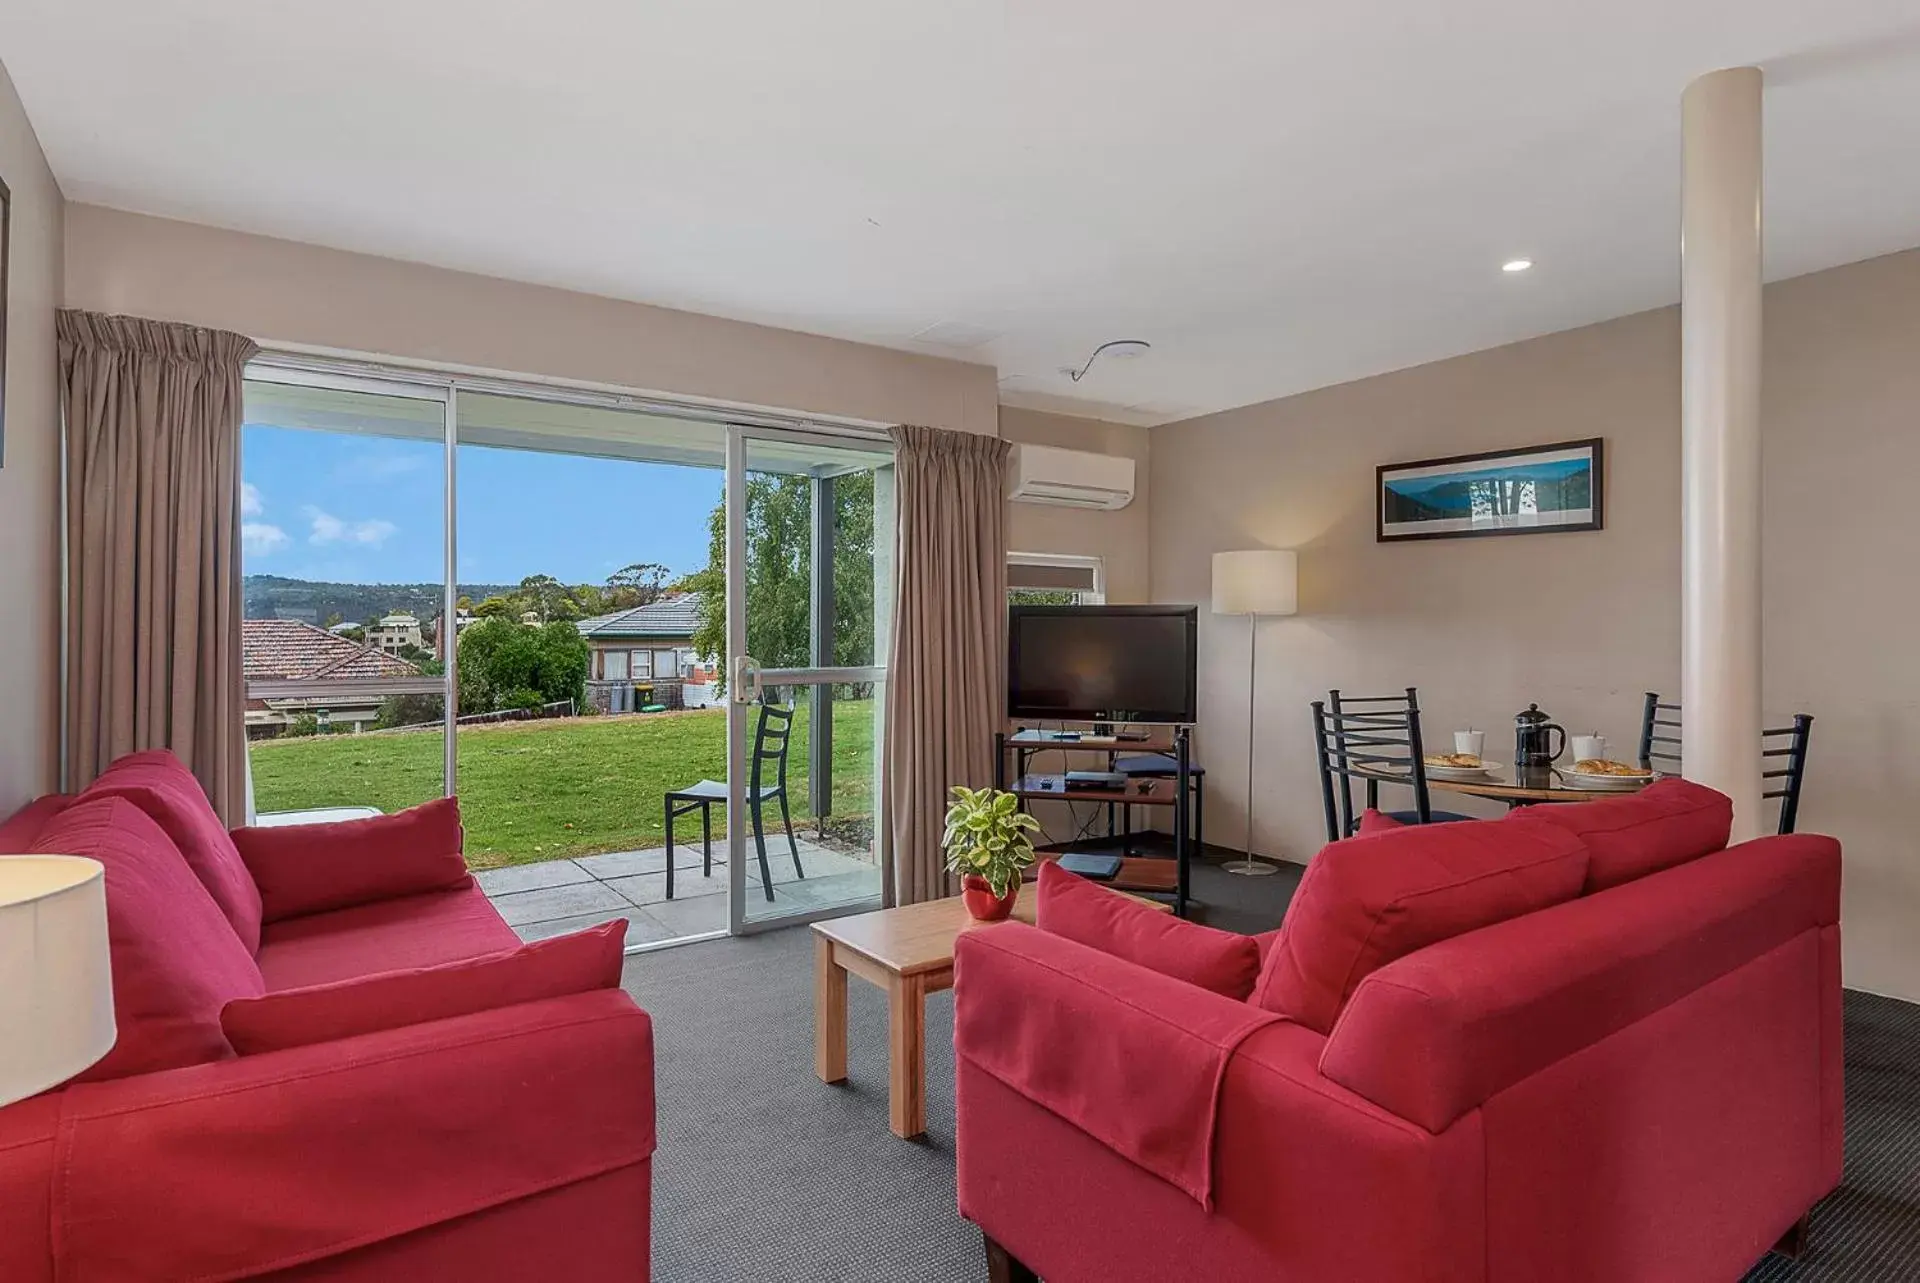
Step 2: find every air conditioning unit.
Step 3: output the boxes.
[1005,444,1136,510]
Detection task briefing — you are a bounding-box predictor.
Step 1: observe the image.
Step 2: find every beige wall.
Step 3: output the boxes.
[1000,406,1152,603]
[62,204,999,437]
[1151,247,1920,1001]
[0,62,63,811]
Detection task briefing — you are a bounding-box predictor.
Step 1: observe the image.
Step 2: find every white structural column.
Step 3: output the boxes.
[1680,67,1765,841]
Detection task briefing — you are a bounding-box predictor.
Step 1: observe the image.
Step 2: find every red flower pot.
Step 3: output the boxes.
[961,874,1020,922]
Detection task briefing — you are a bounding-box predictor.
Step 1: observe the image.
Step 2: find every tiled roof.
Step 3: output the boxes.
[242,619,423,681]
[574,595,701,640]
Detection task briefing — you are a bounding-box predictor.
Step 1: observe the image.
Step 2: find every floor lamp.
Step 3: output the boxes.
[1212,549,1298,876]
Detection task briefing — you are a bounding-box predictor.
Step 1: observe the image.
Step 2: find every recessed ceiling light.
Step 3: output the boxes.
[1502,258,1534,274]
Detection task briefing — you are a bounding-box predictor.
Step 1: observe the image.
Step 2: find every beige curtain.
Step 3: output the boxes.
[59,311,258,823]
[880,424,1011,905]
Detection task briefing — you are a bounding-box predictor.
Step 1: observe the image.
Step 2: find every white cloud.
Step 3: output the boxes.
[240,482,263,517]
[305,506,398,548]
[242,522,290,556]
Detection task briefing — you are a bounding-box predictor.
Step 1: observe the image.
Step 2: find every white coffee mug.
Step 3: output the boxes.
[1572,734,1608,763]
[1454,729,1486,760]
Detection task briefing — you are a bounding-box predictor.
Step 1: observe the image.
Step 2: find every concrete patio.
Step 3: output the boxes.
[475,837,881,945]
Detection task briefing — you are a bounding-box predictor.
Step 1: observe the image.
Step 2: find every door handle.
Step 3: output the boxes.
[731,655,761,704]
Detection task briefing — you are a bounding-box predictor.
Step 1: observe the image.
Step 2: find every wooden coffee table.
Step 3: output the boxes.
[812,888,1167,1139]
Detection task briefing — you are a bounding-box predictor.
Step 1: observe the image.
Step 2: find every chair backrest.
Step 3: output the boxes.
[1637,692,1814,835]
[1310,688,1435,842]
[752,701,796,794]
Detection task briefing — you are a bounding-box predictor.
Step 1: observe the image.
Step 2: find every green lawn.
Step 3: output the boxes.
[248,701,877,870]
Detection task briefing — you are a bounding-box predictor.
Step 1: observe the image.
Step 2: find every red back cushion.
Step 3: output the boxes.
[83,751,264,954]
[222,920,627,1054]
[1252,816,1590,1034]
[31,797,264,1082]
[1036,860,1262,999]
[233,797,470,922]
[1526,778,1732,893]
[0,794,75,851]
[1357,808,1406,834]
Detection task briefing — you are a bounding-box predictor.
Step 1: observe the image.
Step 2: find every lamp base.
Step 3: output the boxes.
[1222,857,1278,877]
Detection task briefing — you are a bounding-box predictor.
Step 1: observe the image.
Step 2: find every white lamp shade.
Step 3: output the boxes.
[0,856,116,1105]
[1211,549,1298,616]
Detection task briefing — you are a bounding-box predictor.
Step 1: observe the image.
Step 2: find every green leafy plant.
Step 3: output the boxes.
[942,786,1041,897]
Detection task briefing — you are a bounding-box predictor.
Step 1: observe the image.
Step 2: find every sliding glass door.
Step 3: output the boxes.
[726,429,892,931]
[240,359,891,944]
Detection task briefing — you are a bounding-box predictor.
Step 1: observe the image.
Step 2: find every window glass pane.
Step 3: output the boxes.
[603,650,628,680]
[633,649,653,679]
[656,649,681,679]
[240,380,447,821]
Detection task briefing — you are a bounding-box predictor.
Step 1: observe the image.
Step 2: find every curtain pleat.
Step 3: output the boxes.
[880,424,1011,905]
[59,310,258,823]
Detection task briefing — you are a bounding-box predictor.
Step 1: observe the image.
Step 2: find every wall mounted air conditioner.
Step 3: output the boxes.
[1005,444,1136,510]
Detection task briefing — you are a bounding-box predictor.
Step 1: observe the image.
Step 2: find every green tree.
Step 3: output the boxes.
[690,471,876,689]
[605,562,672,611]
[455,617,589,714]
[473,595,514,619]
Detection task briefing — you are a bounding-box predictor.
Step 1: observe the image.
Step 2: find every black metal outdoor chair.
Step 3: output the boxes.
[664,701,804,901]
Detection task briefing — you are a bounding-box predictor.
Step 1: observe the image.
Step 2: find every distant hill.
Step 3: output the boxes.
[244,576,519,627]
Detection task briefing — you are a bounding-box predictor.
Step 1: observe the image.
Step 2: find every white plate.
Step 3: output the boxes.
[1423,760,1503,782]
[1554,767,1655,791]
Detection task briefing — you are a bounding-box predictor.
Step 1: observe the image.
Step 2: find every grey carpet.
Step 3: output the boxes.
[621,856,1919,1282]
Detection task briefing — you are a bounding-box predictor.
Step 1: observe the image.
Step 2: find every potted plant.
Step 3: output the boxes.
[943,786,1041,921]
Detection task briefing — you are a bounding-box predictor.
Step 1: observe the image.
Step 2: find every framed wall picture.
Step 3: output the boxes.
[1376,437,1604,542]
[0,171,9,464]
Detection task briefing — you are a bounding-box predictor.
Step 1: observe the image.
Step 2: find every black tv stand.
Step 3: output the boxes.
[995,723,1194,917]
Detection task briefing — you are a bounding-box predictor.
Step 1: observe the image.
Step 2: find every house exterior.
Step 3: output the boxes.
[574,596,702,712]
[366,612,424,654]
[242,619,425,737]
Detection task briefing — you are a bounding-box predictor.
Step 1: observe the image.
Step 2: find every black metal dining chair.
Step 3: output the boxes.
[1311,688,1474,843]
[1636,693,1815,835]
[663,701,805,901]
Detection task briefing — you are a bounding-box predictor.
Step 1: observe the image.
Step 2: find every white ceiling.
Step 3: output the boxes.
[6,1,1920,426]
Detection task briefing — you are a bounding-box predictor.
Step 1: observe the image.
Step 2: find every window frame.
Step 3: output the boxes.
[1006,550,1107,606]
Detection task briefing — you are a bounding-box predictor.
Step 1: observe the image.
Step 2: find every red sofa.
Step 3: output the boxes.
[0,752,655,1283]
[954,783,1843,1283]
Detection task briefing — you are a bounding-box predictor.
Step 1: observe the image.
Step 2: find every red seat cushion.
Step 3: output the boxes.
[0,793,75,851]
[1252,815,1590,1034]
[223,920,628,1053]
[233,797,471,923]
[30,797,264,1082]
[254,880,525,991]
[1036,860,1261,999]
[1525,777,1732,892]
[82,750,264,954]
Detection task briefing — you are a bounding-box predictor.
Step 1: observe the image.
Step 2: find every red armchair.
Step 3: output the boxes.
[955,794,1842,1283]
[0,753,655,1283]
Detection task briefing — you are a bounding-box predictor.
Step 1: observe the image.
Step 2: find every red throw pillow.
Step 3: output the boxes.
[31,797,264,1082]
[1525,777,1732,893]
[84,750,265,954]
[1036,860,1262,999]
[232,797,471,923]
[1357,808,1405,834]
[222,920,627,1054]
[1252,815,1589,1034]
[0,793,75,852]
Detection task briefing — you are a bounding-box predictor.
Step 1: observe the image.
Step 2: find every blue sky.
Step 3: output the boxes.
[240,425,723,586]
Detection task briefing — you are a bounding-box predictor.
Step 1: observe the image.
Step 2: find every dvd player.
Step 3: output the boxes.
[1063,770,1127,791]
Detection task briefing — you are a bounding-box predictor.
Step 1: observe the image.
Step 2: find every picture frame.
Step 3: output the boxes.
[1376,437,1604,542]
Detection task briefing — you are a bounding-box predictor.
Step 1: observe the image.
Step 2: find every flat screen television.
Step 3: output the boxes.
[1007,604,1198,725]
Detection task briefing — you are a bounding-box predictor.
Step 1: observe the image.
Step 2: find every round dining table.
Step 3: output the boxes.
[1352,762,1660,807]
